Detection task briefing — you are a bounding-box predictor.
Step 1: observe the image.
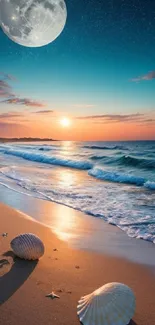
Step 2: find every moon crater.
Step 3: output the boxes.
[0,0,67,47]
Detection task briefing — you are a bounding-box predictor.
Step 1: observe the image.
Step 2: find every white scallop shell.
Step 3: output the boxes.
[10,233,45,260]
[77,282,136,325]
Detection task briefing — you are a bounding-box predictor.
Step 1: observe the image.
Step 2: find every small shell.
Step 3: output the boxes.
[2,232,8,237]
[77,282,136,325]
[46,292,60,299]
[10,233,44,260]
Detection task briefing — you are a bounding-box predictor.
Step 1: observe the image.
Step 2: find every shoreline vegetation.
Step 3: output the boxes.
[0,202,155,324]
[0,138,58,142]
[0,138,155,143]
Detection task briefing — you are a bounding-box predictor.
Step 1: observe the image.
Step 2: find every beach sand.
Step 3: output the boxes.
[0,202,155,325]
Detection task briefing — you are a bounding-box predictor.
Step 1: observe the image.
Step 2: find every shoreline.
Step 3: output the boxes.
[0,202,155,324]
[0,140,155,251]
[0,184,155,267]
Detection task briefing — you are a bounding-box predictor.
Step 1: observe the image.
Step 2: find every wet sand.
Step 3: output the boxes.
[0,202,155,325]
[0,184,155,266]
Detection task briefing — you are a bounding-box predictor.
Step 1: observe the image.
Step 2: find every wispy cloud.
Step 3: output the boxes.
[76,113,142,121]
[0,80,14,98]
[0,111,31,136]
[0,72,16,81]
[35,110,54,114]
[0,121,22,128]
[0,112,23,119]
[0,72,46,107]
[2,98,46,107]
[76,113,155,125]
[131,71,155,82]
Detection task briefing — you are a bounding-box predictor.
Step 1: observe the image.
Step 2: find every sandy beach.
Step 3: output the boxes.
[0,202,155,325]
[0,0,155,320]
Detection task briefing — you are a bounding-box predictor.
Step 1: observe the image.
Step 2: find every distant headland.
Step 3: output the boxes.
[0,138,58,142]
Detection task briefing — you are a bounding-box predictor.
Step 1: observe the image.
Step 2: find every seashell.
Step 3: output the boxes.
[77,282,136,325]
[10,233,44,260]
[46,292,60,299]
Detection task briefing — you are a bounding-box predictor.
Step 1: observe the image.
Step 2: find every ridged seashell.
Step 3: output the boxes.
[77,282,136,325]
[10,233,45,260]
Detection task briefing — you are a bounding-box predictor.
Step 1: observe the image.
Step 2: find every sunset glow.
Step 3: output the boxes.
[0,2,155,325]
[60,118,71,128]
[0,1,155,141]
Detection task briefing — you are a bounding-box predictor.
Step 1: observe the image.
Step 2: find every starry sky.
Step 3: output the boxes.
[0,0,155,140]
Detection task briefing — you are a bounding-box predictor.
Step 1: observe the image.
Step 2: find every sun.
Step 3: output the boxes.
[60,117,71,127]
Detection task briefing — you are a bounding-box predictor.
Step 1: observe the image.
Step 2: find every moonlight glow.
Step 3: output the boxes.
[60,117,71,127]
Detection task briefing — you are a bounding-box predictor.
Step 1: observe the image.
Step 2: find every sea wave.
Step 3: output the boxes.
[90,155,107,161]
[88,167,145,186]
[88,167,155,190]
[0,167,93,200]
[0,147,92,170]
[91,154,155,170]
[144,181,155,190]
[0,141,155,246]
[118,155,155,169]
[12,144,57,151]
[83,145,126,150]
[0,169,155,244]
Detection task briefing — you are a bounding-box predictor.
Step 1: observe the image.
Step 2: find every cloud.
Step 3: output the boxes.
[0,111,27,124]
[0,112,23,119]
[35,110,54,114]
[0,72,16,81]
[131,71,155,82]
[0,108,31,136]
[2,98,46,107]
[0,121,22,127]
[0,80,14,98]
[144,119,155,122]
[0,72,46,107]
[0,72,16,98]
[76,113,143,122]
[76,113,155,125]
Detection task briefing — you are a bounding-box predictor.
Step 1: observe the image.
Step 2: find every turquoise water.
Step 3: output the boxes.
[0,140,155,243]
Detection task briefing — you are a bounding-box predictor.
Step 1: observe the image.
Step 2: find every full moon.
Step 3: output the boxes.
[0,0,67,47]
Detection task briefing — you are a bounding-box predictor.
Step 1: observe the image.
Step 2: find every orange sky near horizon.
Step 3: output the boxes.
[0,72,155,141]
[1,116,155,141]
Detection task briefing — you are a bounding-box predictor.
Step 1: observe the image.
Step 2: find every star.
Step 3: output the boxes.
[2,232,8,237]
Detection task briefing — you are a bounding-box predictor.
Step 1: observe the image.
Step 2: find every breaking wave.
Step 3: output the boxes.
[83,145,126,150]
[90,154,155,170]
[117,155,155,169]
[88,167,155,190]
[0,147,92,170]
[88,167,145,186]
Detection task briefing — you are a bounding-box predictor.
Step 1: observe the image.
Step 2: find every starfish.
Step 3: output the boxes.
[2,232,8,237]
[46,292,60,300]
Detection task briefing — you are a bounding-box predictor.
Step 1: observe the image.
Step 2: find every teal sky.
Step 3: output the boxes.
[0,0,155,139]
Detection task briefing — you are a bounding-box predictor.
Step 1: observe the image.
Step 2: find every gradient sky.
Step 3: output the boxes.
[0,0,155,140]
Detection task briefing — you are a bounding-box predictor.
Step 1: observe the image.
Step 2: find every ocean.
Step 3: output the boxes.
[0,140,155,244]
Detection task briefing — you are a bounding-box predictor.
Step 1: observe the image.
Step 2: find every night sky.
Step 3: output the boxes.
[0,0,155,140]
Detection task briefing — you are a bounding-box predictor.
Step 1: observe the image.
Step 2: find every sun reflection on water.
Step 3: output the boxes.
[58,169,77,187]
[51,203,80,241]
[60,141,78,157]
